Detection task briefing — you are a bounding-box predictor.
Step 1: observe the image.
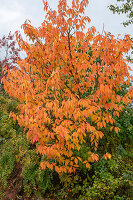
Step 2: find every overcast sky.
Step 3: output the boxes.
[0,0,133,37]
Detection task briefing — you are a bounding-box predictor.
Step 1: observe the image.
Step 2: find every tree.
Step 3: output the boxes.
[0,32,20,85]
[108,0,133,62]
[108,0,133,27]
[2,0,133,174]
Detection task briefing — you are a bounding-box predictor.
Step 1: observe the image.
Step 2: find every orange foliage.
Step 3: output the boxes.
[2,0,133,173]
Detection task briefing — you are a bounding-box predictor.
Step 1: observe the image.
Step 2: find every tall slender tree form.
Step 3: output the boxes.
[2,0,133,173]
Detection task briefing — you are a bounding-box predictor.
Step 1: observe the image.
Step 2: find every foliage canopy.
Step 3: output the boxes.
[2,0,133,174]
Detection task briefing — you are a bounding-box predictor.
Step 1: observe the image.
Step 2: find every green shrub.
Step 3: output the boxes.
[0,91,54,199]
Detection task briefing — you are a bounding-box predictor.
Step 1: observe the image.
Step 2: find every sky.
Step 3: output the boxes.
[0,0,133,37]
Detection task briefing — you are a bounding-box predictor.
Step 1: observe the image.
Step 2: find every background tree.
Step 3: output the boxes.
[0,32,20,88]
[109,0,133,63]
[108,0,133,26]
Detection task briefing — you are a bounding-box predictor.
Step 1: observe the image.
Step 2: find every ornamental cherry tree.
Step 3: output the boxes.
[2,0,133,173]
